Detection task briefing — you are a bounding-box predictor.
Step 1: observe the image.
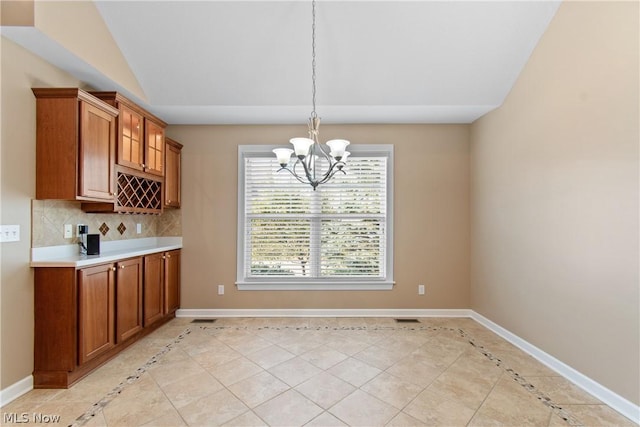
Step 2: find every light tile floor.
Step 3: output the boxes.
[2,317,637,427]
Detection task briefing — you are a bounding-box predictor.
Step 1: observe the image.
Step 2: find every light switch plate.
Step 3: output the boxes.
[64,224,73,239]
[0,225,20,242]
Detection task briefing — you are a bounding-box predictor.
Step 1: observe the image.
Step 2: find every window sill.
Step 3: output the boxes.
[235,281,395,291]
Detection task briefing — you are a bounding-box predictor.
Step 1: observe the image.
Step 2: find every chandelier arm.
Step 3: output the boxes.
[293,155,318,186]
[316,161,346,185]
[277,166,313,185]
[315,141,332,161]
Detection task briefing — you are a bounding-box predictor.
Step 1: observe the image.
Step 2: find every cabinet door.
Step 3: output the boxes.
[164,139,182,208]
[144,253,164,326]
[144,119,165,176]
[164,250,181,315]
[79,100,115,200]
[78,264,115,365]
[117,105,144,171]
[116,257,143,342]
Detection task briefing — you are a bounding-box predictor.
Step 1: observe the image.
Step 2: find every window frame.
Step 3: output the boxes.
[236,144,394,291]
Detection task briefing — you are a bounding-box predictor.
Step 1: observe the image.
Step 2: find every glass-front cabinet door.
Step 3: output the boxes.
[118,104,144,171]
[144,118,164,176]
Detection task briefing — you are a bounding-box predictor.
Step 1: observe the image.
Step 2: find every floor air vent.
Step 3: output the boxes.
[191,319,216,323]
[394,318,420,323]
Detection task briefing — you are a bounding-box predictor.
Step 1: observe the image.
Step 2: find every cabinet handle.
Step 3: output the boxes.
[141,163,146,168]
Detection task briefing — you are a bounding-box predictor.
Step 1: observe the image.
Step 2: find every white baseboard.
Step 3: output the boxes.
[470,311,640,424]
[4,310,636,423]
[177,307,638,423]
[176,308,472,318]
[0,375,32,407]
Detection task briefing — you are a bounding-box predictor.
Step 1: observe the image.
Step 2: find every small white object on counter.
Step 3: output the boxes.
[31,237,182,268]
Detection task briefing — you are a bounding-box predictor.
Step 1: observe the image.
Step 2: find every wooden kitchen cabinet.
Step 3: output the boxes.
[90,92,167,176]
[32,88,118,201]
[164,138,183,208]
[116,258,143,342]
[117,104,144,170]
[33,250,179,388]
[78,263,115,365]
[144,253,165,327]
[145,119,165,176]
[164,250,181,315]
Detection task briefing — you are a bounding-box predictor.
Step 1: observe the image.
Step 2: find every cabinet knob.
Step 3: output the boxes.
[111,267,116,271]
[167,254,171,258]
[162,255,166,259]
[120,265,125,269]
[166,199,171,204]
[141,163,146,168]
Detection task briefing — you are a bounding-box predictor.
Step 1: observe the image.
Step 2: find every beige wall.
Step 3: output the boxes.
[0,37,81,388]
[33,1,146,101]
[2,0,637,410]
[470,1,639,405]
[2,1,145,102]
[167,124,470,310]
[0,37,181,389]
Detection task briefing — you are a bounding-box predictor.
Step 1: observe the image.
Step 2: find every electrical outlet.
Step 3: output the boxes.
[64,224,73,239]
[418,284,425,295]
[136,223,142,234]
[218,285,225,295]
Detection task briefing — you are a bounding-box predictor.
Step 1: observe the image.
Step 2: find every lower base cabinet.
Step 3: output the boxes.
[78,264,115,365]
[143,253,164,326]
[33,249,180,388]
[164,250,181,315]
[116,258,143,342]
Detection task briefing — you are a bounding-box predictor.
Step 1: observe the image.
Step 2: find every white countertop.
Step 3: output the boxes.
[31,237,182,268]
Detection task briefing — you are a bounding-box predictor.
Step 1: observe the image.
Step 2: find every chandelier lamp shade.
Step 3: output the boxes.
[272,0,351,190]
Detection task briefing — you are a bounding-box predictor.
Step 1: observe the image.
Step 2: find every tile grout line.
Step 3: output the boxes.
[145,349,192,427]
[461,328,583,426]
[65,322,585,427]
[466,370,508,426]
[68,328,192,427]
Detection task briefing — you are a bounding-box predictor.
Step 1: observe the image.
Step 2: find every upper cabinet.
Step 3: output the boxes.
[32,88,118,202]
[118,104,144,171]
[33,88,181,214]
[89,92,167,177]
[164,138,183,208]
[145,119,165,176]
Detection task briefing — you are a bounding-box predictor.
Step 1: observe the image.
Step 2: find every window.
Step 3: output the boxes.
[237,144,394,290]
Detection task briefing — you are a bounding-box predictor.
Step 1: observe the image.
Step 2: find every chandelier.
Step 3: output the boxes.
[272,0,350,191]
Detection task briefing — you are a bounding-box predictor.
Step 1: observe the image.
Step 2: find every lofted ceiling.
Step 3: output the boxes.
[4,1,562,125]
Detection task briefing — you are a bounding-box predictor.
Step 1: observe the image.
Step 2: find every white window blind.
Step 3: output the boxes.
[237,145,394,290]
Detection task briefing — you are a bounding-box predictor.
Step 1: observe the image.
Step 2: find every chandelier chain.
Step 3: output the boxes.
[272,0,349,190]
[311,0,317,119]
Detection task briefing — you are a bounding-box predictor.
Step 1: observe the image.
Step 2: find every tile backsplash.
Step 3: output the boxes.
[32,200,182,247]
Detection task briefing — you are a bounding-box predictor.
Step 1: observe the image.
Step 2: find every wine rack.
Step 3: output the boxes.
[82,167,163,214]
[115,172,162,212]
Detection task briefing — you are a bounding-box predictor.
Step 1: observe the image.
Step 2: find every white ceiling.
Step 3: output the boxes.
[8,1,563,125]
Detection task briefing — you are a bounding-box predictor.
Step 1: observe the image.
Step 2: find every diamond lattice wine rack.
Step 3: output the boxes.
[82,166,163,214]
